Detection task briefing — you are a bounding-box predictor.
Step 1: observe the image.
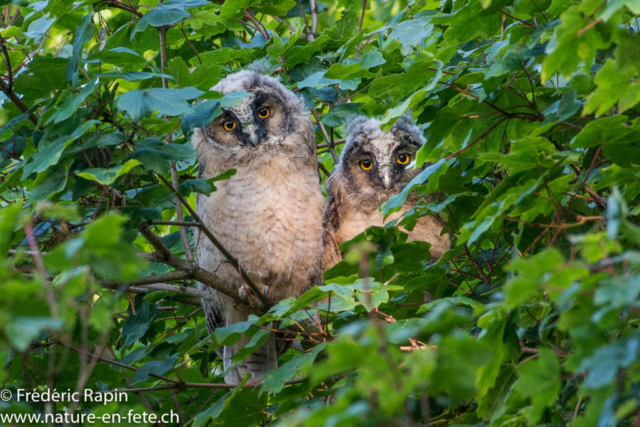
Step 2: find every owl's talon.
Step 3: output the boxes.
[263,286,269,297]
[238,284,251,301]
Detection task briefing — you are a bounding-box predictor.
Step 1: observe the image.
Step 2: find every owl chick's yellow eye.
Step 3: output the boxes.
[258,107,270,119]
[397,154,410,165]
[360,159,373,170]
[223,120,236,131]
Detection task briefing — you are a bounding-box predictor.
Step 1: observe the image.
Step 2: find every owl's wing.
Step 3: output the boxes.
[321,193,342,271]
[201,296,225,332]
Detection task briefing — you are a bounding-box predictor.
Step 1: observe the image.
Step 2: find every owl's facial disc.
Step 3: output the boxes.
[343,131,423,194]
[205,91,289,150]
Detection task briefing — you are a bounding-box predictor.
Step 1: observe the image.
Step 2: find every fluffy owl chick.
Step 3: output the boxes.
[192,70,324,384]
[322,116,450,270]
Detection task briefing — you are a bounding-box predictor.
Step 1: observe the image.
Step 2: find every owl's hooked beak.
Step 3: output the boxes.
[382,170,393,189]
[242,123,261,147]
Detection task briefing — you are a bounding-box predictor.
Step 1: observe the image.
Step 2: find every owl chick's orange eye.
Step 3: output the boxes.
[223,120,236,131]
[360,159,373,170]
[397,154,410,165]
[258,107,270,119]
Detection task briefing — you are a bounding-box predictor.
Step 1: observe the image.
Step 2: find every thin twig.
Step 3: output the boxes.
[474,39,487,64]
[149,220,202,227]
[171,163,195,262]
[577,17,601,36]
[159,24,195,264]
[179,27,202,65]
[25,221,58,318]
[295,0,311,35]
[444,119,506,161]
[311,110,338,163]
[316,138,346,149]
[0,37,14,90]
[529,0,549,22]
[500,9,536,28]
[358,0,367,32]
[244,11,269,40]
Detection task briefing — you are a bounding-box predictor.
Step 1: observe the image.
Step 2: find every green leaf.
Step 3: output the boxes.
[13,56,68,101]
[132,355,179,382]
[584,60,636,116]
[129,139,194,174]
[386,17,434,55]
[48,79,97,124]
[22,138,69,178]
[267,32,284,59]
[121,297,159,347]
[369,61,441,102]
[517,349,561,423]
[570,115,629,148]
[381,159,447,217]
[75,159,140,185]
[321,103,364,127]
[260,344,325,395]
[131,0,210,39]
[167,57,221,90]
[181,92,252,137]
[116,87,204,121]
[324,63,376,80]
[5,317,63,352]
[66,13,92,86]
[178,169,236,196]
[23,14,55,42]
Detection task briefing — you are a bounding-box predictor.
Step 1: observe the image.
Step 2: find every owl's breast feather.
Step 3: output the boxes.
[198,156,324,288]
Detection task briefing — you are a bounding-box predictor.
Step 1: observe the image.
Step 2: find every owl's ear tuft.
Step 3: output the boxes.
[344,115,381,138]
[391,113,426,146]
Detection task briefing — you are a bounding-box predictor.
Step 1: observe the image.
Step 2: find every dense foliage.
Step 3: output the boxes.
[1,0,640,425]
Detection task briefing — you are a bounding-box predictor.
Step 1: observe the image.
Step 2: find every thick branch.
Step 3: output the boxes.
[308,0,318,40]
[0,78,38,125]
[138,224,248,305]
[100,270,207,298]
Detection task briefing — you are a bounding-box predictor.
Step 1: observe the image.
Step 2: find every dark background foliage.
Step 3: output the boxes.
[1,0,640,425]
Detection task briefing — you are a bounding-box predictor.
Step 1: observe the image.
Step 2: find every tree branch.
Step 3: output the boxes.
[0,72,38,125]
[295,0,311,36]
[154,174,271,311]
[358,0,367,32]
[311,110,338,163]
[138,223,251,306]
[244,11,269,40]
[159,22,195,264]
[100,271,208,298]
[308,0,318,40]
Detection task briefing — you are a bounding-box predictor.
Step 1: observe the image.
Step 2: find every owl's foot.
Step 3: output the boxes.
[238,284,270,306]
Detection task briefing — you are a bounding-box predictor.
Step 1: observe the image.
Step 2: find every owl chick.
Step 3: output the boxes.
[192,70,324,384]
[322,116,450,270]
